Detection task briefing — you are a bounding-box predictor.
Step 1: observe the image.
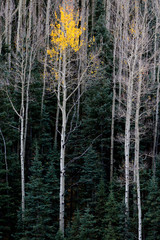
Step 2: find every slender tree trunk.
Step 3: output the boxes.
[54,51,62,148]
[122,1,131,232]
[110,2,120,181]
[8,0,13,70]
[152,16,159,174]
[134,57,142,240]
[0,15,2,55]
[106,0,111,30]
[118,4,123,109]
[125,72,133,227]
[5,0,9,45]
[153,61,160,176]
[59,50,66,234]
[16,0,23,52]
[91,0,95,35]
[23,0,33,159]
[20,63,25,216]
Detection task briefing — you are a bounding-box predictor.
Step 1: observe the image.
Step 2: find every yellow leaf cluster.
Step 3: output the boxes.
[48,5,84,57]
[129,22,136,35]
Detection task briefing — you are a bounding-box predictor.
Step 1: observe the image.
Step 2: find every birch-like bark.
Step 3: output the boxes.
[153,61,160,176]
[134,57,142,240]
[110,2,119,181]
[91,0,95,35]
[106,0,111,30]
[0,15,2,55]
[54,51,62,148]
[152,15,159,174]
[5,0,9,45]
[153,18,158,83]
[118,3,123,109]
[16,0,23,52]
[123,1,130,228]
[125,70,133,225]
[8,0,13,70]
[20,58,25,216]
[59,50,66,234]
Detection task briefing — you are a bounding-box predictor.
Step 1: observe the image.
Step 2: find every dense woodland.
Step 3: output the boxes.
[0,0,160,239]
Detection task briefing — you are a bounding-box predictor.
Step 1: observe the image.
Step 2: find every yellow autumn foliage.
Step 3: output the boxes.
[47,5,84,57]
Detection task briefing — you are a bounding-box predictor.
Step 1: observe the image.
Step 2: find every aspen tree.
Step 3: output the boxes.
[47,5,85,234]
[106,0,111,30]
[16,0,23,52]
[110,1,120,181]
[7,0,37,217]
[152,0,160,175]
[123,1,131,229]
[91,0,95,35]
[134,2,149,236]
[0,1,4,55]
[5,0,9,46]
[118,3,123,109]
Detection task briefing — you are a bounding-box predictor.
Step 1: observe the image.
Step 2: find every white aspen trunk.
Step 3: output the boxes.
[124,0,139,230]
[24,48,33,159]
[54,51,62,148]
[5,0,9,45]
[153,17,158,83]
[106,0,111,30]
[8,0,13,70]
[135,58,142,240]
[0,14,2,54]
[41,0,51,115]
[118,4,123,109]
[125,73,133,224]
[59,50,66,234]
[153,61,160,176]
[110,3,119,181]
[152,16,159,174]
[123,1,130,230]
[16,0,23,52]
[20,62,25,216]
[91,0,95,35]
[81,0,88,90]
[22,0,32,160]
[59,1,66,233]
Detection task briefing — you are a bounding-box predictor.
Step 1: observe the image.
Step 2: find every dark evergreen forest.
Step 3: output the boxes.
[0,0,160,239]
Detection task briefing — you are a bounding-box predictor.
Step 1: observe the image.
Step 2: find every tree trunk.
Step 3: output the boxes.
[54,51,62,148]
[16,0,23,52]
[152,16,159,175]
[134,57,142,240]
[153,61,160,176]
[5,0,9,45]
[59,50,66,234]
[106,0,111,30]
[91,0,95,35]
[110,2,119,181]
[8,0,13,70]
[20,63,25,216]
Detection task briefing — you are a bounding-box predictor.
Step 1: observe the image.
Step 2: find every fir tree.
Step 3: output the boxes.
[144,177,160,240]
[79,208,97,240]
[94,178,107,239]
[17,144,58,239]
